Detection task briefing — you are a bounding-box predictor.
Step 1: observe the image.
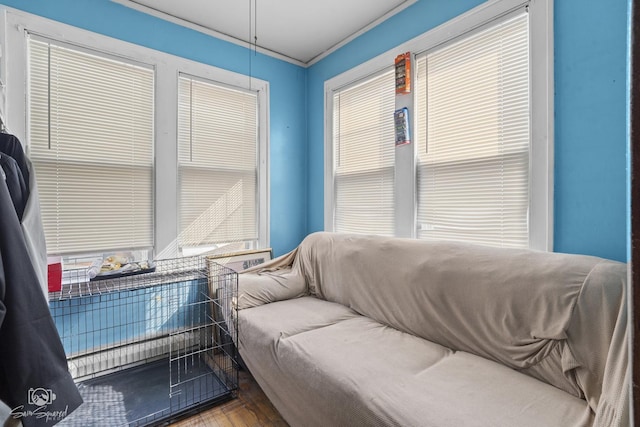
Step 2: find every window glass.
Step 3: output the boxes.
[415,13,530,247]
[332,68,396,235]
[177,76,259,253]
[28,37,154,255]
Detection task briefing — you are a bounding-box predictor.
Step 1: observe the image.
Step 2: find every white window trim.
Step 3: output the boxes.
[324,0,553,251]
[1,6,270,258]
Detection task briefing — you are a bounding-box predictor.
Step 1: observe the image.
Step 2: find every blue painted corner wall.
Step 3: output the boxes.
[0,0,308,257]
[307,0,630,262]
[553,0,628,262]
[2,0,630,262]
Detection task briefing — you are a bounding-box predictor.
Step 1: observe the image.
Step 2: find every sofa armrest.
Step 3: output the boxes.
[566,260,629,426]
[236,268,307,310]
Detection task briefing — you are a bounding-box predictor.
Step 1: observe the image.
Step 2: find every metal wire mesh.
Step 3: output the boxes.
[49,256,238,426]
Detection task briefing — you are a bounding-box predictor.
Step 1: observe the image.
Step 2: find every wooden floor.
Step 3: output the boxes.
[170,370,289,427]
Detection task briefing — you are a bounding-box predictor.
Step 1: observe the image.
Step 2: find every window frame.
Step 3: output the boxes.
[331,66,397,236]
[177,73,262,251]
[1,7,270,259]
[413,11,532,248]
[27,35,156,255]
[324,0,553,251]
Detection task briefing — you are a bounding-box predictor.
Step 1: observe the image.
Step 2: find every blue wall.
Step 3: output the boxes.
[307,0,630,262]
[50,279,206,356]
[0,0,308,257]
[553,0,628,262]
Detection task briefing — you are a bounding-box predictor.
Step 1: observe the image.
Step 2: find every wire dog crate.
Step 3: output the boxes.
[48,256,238,426]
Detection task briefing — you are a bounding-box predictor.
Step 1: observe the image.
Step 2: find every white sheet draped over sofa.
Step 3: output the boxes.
[235,232,629,427]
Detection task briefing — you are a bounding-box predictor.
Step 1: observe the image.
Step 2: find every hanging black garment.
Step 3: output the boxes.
[0,133,47,298]
[0,134,30,202]
[0,154,28,221]
[0,178,82,426]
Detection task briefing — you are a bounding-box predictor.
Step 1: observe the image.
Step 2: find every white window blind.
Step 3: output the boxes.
[28,37,154,255]
[332,68,395,235]
[177,76,258,249]
[415,13,530,248]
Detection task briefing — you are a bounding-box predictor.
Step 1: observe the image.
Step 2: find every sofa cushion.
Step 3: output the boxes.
[240,303,453,427]
[276,317,591,427]
[238,295,358,346]
[237,296,362,425]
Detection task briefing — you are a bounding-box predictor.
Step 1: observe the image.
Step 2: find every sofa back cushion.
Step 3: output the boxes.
[295,232,627,417]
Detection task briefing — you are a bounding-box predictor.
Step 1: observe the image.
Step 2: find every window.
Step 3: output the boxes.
[415,13,530,248]
[28,37,154,255]
[177,76,259,252]
[325,0,552,250]
[331,68,396,235]
[4,9,270,262]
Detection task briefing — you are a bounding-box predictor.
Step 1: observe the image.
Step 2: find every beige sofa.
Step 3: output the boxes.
[235,232,629,427]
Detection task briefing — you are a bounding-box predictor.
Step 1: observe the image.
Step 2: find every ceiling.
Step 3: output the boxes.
[116,0,417,66]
